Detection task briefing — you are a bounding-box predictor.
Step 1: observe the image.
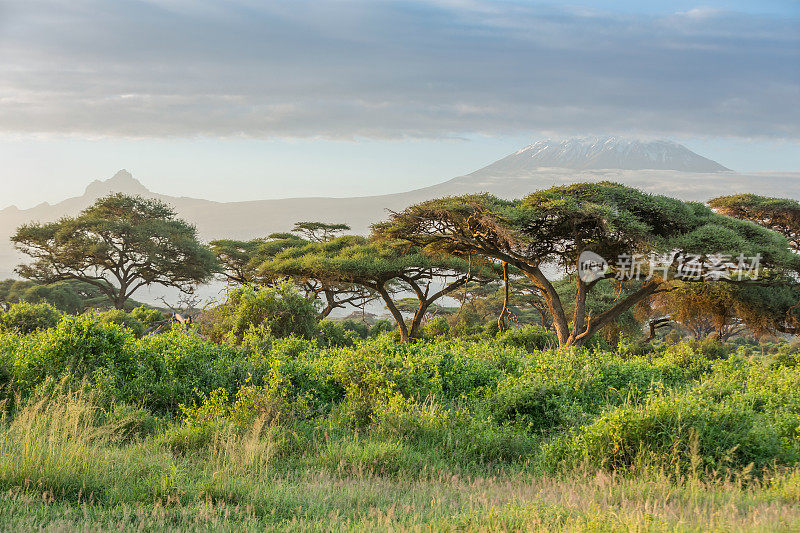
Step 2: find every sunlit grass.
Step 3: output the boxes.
[0,390,798,531]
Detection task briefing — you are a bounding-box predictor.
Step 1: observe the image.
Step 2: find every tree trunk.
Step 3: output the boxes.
[113,290,126,310]
[498,262,510,332]
[376,284,410,342]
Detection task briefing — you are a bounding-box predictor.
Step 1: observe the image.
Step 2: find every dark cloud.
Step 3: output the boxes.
[0,0,797,139]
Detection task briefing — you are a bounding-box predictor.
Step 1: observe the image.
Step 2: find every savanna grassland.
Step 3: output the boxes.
[0,303,799,531]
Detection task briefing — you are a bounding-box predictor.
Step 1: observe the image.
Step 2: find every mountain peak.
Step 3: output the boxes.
[84,169,151,197]
[488,137,730,173]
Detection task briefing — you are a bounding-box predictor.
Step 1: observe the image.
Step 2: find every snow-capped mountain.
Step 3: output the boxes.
[479,137,730,174]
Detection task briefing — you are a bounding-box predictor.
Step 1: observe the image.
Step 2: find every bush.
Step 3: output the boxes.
[208,283,320,344]
[127,328,253,414]
[130,306,165,327]
[19,282,83,314]
[0,302,62,334]
[317,320,359,348]
[12,315,133,394]
[497,325,557,352]
[99,309,146,337]
[423,316,449,339]
[565,391,794,473]
[370,319,395,337]
[341,319,370,339]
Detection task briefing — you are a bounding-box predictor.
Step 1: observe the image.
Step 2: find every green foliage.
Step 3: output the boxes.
[422,316,450,339]
[565,389,795,473]
[710,193,800,252]
[10,316,133,395]
[3,310,800,489]
[498,326,557,352]
[317,320,359,348]
[370,318,395,336]
[0,302,62,334]
[12,194,219,309]
[0,279,84,314]
[99,309,146,337]
[340,319,371,338]
[130,306,165,327]
[210,283,320,344]
[378,182,799,346]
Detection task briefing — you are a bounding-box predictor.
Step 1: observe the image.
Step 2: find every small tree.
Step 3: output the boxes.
[259,235,493,342]
[377,182,797,347]
[291,222,351,242]
[12,194,219,309]
[709,194,800,251]
[209,283,320,344]
[211,231,375,318]
[209,238,270,285]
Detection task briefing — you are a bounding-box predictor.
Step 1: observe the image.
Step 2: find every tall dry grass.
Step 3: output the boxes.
[0,389,799,531]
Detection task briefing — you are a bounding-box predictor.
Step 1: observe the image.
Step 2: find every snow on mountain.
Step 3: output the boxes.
[478,137,730,174]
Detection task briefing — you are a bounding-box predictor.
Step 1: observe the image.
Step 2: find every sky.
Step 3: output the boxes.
[0,0,798,208]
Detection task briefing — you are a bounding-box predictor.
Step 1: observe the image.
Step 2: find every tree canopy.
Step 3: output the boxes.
[376,182,798,346]
[291,222,351,242]
[710,194,800,252]
[12,194,219,309]
[258,235,494,342]
[211,231,374,318]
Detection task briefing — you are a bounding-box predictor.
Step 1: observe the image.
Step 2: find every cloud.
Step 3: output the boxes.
[0,0,797,140]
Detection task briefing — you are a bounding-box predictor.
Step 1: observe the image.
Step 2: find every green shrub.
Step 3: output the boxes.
[423,316,450,339]
[99,309,146,337]
[127,328,253,414]
[12,315,133,394]
[564,390,796,473]
[341,319,370,339]
[18,282,83,314]
[209,283,320,344]
[0,302,62,334]
[317,320,359,348]
[497,326,557,352]
[369,319,395,337]
[130,306,166,327]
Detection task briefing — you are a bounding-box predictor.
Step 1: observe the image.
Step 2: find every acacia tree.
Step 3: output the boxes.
[376,182,797,347]
[653,282,746,340]
[707,194,800,334]
[209,238,270,285]
[258,235,493,342]
[709,194,800,251]
[12,194,219,309]
[291,222,351,242]
[211,231,375,318]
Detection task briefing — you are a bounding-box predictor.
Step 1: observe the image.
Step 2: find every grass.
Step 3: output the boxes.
[2,470,800,531]
[1,319,800,530]
[0,390,799,531]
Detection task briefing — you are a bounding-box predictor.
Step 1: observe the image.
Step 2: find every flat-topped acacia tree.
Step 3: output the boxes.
[375,182,798,347]
[709,194,800,252]
[258,235,494,342]
[211,231,375,318]
[209,237,272,285]
[12,194,218,310]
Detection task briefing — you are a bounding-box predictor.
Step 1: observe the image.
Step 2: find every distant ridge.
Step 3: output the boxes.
[3,138,799,297]
[476,137,731,174]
